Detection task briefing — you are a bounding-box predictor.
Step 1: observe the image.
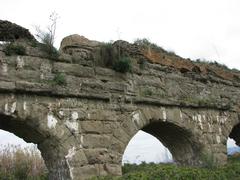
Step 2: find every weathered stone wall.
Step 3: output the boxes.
[0,33,240,180]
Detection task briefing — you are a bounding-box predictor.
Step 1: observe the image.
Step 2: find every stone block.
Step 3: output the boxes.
[0,81,15,91]
[105,82,126,92]
[95,67,116,77]
[15,69,40,81]
[66,149,88,167]
[15,81,51,93]
[53,62,94,78]
[80,121,112,134]
[72,165,97,180]
[104,164,122,176]
[86,110,117,121]
[82,134,111,148]
[83,148,109,164]
[22,56,44,70]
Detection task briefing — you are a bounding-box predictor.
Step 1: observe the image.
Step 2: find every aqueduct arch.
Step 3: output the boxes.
[229,122,240,147]
[1,21,240,179]
[121,117,202,166]
[141,121,201,165]
[118,107,238,168]
[0,110,72,180]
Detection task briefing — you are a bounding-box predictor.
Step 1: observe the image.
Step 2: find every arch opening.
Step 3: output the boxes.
[0,113,48,178]
[0,113,71,179]
[0,113,46,144]
[122,130,173,165]
[228,123,240,156]
[0,129,48,179]
[122,121,202,167]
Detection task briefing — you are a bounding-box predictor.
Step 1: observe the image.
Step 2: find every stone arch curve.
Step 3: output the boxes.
[0,107,71,180]
[207,111,240,161]
[120,107,204,166]
[229,121,240,146]
[141,121,201,165]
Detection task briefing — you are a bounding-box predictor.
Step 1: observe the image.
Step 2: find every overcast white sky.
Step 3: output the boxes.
[1,0,240,69]
[0,0,240,162]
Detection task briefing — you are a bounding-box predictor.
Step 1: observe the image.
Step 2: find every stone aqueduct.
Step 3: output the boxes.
[0,21,240,180]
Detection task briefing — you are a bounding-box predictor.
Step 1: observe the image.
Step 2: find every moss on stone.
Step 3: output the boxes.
[4,43,26,56]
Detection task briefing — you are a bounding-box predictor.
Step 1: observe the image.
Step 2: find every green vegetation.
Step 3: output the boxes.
[0,144,239,180]
[134,38,236,72]
[195,59,229,70]
[200,152,218,169]
[4,43,26,56]
[98,42,117,67]
[35,12,59,60]
[0,144,48,180]
[53,73,66,86]
[98,42,132,73]
[113,56,132,73]
[140,88,166,98]
[134,38,165,53]
[142,88,153,96]
[167,50,177,56]
[134,38,177,57]
[38,40,59,60]
[138,58,147,70]
[36,31,59,60]
[92,154,240,180]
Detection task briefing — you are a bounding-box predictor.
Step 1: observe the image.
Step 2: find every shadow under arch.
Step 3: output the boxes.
[0,113,71,180]
[0,113,46,144]
[229,122,240,146]
[121,116,203,167]
[141,121,202,166]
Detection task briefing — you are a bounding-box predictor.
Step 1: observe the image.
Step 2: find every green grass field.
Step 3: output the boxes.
[93,154,240,180]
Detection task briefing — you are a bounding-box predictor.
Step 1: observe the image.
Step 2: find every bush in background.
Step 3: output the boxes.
[0,144,48,180]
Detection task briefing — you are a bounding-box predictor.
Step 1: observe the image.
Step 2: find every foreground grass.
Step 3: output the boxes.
[0,144,48,180]
[93,154,240,180]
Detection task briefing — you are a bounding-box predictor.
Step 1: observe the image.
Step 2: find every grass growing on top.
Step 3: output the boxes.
[134,38,176,55]
[35,12,59,60]
[98,42,118,67]
[35,31,59,60]
[38,39,59,60]
[4,43,26,56]
[195,59,229,70]
[134,38,165,53]
[98,42,132,73]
